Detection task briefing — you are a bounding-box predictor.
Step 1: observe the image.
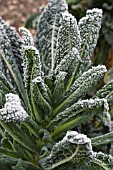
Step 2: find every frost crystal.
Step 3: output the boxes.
[86,8,102,16]
[64,131,91,146]
[0,93,28,122]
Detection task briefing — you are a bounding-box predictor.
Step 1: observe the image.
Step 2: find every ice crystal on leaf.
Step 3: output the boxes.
[0,93,28,122]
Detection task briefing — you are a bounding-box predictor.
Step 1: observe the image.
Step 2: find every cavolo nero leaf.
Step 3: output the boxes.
[54,12,81,68]
[53,65,107,116]
[0,18,23,72]
[78,8,102,75]
[36,0,68,74]
[48,98,110,134]
[23,45,52,120]
[93,80,113,104]
[0,27,28,109]
[54,47,81,85]
[54,12,81,90]
[39,131,113,170]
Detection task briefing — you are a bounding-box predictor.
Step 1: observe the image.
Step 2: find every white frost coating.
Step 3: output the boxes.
[23,45,42,88]
[65,131,93,156]
[64,131,90,144]
[36,0,68,73]
[24,45,37,51]
[55,71,67,82]
[67,65,107,96]
[0,93,28,122]
[86,8,102,16]
[51,97,111,131]
[62,12,75,20]
[32,76,42,83]
[19,27,34,46]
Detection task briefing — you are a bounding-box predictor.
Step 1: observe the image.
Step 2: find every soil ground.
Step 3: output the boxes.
[0,0,47,31]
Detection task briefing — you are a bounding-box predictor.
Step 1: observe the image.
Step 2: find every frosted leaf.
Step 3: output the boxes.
[78,8,102,75]
[59,65,107,109]
[50,98,111,130]
[93,80,113,104]
[23,46,42,89]
[0,18,23,72]
[64,131,91,146]
[39,131,93,170]
[19,27,34,46]
[0,93,28,122]
[0,26,12,79]
[55,12,81,67]
[0,27,22,86]
[36,0,68,74]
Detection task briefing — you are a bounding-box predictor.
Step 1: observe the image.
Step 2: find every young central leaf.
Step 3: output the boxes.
[36,0,68,74]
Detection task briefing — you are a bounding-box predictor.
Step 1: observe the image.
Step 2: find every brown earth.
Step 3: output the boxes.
[0,0,47,31]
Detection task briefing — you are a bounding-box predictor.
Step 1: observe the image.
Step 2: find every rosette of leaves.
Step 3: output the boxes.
[1,0,113,169]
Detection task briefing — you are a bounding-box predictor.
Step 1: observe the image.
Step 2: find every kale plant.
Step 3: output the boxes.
[0,0,113,169]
